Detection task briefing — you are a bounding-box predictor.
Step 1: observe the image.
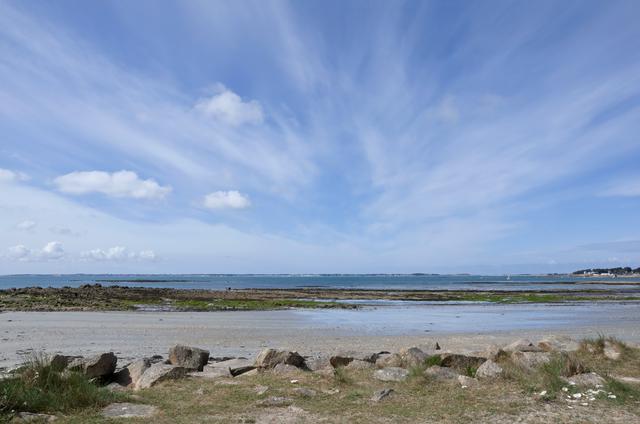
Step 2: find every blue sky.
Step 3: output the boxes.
[1,0,639,274]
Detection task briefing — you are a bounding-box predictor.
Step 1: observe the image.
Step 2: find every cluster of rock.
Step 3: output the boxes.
[21,334,628,421]
[40,335,626,393]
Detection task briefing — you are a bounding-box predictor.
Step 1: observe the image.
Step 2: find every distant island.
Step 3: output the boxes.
[573,266,640,277]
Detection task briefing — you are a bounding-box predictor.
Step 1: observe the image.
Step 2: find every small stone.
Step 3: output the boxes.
[371,388,394,402]
[14,412,57,422]
[255,385,269,395]
[292,387,316,397]
[457,375,478,387]
[566,372,605,388]
[257,396,294,407]
[101,403,158,418]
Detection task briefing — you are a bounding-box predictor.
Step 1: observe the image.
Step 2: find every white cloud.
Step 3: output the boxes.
[41,241,65,260]
[0,168,28,183]
[81,246,157,262]
[16,220,36,231]
[203,190,251,210]
[53,170,171,200]
[195,85,264,126]
[5,241,64,261]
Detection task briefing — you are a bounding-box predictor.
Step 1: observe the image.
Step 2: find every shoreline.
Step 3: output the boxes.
[2,284,640,312]
[3,302,640,370]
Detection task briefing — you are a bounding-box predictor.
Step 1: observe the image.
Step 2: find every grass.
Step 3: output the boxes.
[0,355,125,422]
[172,298,347,311]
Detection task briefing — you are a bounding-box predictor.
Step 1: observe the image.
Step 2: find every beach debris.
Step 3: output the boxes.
[435,342,441,350]
[371,388,394,402]
[101,403,158,419]
[374,367,409,382]
[168,345,210,371]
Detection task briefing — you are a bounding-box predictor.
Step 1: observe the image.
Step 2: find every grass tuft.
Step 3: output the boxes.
[0,355,124,420]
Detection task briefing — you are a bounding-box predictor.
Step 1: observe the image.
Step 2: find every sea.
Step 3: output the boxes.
[1,273,639,292]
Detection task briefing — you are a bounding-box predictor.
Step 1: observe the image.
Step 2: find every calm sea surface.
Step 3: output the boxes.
[1,274,639,291]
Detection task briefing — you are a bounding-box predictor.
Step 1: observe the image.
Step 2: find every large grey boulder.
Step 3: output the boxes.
[475,360,503,379]
[190,365,232,379]
[101,403,158,418]
[424,365,460,381]
[255,349,306,369]
[168,345,209,371]
[374,367,409,382]
[329,355,354,368]
[135,363,186,389]
[68,352,117,379]
[511,351,551,369]
[538,335,580,353]
[377,347,427,368]
[114,358,152,387]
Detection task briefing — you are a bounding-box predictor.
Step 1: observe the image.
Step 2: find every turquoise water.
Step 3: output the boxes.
[1,273,639,291]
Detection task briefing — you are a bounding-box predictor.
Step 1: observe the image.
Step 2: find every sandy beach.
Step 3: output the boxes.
[3,302,640,370]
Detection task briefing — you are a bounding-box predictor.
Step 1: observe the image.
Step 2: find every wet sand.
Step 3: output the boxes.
[2,302,640,370]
